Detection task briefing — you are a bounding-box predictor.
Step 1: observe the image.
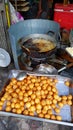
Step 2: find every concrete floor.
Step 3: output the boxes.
[0,63,73,130]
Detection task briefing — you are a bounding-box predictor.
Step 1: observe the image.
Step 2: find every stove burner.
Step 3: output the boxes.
[18,51,73,79]
[20,53,46,70]
[30,56,48,62]
[20,53,32,70]
[19,52,63,72]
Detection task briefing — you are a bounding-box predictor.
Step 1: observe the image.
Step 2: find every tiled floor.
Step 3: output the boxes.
[0,63,73,130]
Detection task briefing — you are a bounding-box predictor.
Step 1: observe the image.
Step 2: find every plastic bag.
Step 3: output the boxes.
[9,2,24,24]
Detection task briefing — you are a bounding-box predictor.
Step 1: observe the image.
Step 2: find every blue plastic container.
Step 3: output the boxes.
[8,19,60,69]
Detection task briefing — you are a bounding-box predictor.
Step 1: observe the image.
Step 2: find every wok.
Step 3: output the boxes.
[18,34,57,59]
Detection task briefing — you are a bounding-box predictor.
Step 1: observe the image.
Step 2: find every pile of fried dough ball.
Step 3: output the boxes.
[0,75,72,121]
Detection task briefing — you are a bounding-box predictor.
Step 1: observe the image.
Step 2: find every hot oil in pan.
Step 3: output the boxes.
[23,38,55,52]
[32,38,55,52]
[23,38,40,52]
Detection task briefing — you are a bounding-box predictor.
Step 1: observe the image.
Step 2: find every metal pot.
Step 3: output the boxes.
[18,33,57,59]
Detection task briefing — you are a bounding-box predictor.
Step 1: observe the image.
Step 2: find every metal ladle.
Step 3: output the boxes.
[16,64,58,81]
[16,71,26,81]
[16,63,73,81]
[32,64,58,75]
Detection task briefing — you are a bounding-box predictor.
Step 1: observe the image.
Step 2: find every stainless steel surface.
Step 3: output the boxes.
[58,66,67,73]
[58,63,73,73]
[33,63,58,75]
[0,70,73,126]
[0,64,73,130]
[0,111,73,127]
[49,59,67,66]
[16,71,26,81]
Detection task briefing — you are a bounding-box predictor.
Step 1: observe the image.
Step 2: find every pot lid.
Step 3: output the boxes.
[0,48,11,67]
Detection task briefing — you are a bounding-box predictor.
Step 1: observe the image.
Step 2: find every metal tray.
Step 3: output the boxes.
[0,70,73,126]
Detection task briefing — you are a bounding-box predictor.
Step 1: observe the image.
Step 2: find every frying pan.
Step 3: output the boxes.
[18,34,57,59]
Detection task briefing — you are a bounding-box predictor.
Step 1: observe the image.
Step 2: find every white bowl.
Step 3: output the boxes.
[0,48,11,67]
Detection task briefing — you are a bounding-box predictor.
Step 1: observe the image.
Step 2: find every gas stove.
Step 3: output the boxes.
[18,51,65,71]
[17,49,73,79]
